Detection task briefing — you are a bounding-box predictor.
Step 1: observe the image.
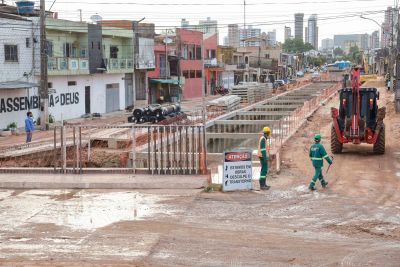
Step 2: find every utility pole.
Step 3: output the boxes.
[201,37,206,123]
[40,0,49,130]
[243,0,246,29]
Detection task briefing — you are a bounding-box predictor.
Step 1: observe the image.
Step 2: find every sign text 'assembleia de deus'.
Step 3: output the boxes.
[0,92,79,113]
[223,151,253,192]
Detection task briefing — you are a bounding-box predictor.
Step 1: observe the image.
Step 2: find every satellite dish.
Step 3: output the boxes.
[90,14,102,24]
[163,37,173,44]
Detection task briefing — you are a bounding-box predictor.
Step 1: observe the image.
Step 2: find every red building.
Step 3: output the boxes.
[203,33,224,95]
[148,28,204,103]
[177,28,203,99]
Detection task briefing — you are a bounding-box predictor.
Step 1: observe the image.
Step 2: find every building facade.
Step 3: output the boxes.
[203,33,223,95]
[198,17,218,34]
[228,24,240,48]
[284,26,291,41]
[240,26,261,47]
[370,31,380,49]
[0,13,40,130]
[306,14,318,49]
[381,7,394,48]
[176,28,203,99]
[321,38,334,51]
[294,13,304,40]
[267,30,277,47]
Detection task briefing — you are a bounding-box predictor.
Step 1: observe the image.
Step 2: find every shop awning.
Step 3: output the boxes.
[0,81,39,89]
[150,78,180,85]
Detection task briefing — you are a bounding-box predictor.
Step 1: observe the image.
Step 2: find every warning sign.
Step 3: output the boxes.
[222,151,253,192]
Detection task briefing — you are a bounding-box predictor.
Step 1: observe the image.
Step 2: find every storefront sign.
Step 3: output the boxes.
[222,151,253,192]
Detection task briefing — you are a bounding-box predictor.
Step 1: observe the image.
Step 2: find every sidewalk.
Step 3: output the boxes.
[0,173,209,189]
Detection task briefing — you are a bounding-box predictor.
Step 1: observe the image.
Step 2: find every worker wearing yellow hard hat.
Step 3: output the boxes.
[257,126,271,190]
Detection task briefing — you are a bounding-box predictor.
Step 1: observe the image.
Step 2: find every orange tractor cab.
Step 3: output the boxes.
[331,67,386,154]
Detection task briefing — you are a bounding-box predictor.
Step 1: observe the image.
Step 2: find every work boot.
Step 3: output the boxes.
[259,179,270,190]
[309,185,316,191]
[322,181,328,188]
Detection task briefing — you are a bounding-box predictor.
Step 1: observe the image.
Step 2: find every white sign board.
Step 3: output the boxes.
[223,151,253,192]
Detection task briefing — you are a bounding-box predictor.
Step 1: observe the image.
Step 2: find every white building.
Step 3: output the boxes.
[321,38,334,51]
[0,13,40,130]
[306,14,318,49]
[284,26,292,41]
[228,24,240,47]
[198,17,218,34]
[240,26,261,47]
[267,30,277,46]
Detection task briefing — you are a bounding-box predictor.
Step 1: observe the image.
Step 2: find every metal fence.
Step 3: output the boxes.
[0,124,207,175]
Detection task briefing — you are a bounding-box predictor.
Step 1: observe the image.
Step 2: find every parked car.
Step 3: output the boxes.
[274,80,285,88]
[312,72,320,78]
[296,71,304,77]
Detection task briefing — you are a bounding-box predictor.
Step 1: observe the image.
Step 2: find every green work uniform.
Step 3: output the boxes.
[258,136,269,183]
[309,143,332,188]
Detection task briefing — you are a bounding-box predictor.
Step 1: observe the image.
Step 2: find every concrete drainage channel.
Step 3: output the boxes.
[206,81,340,182]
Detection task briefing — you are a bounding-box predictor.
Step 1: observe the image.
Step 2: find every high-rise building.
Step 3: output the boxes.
[228,24,240,47]
[240,26,261,47]
[284,26,291,41]
[334,34,366,49]
[267,29,277,46]
[305,27,308,43]
[381,7,397,48]
[306,14,318,49]
[321,38,334,51]
[223,36,229,46]
[181,18,190,28]
[294,13,304,40]
[370,30,380,49]
[198,17,218,34]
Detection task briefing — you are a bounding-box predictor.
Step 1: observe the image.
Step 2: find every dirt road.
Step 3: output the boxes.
[1,80,400,266]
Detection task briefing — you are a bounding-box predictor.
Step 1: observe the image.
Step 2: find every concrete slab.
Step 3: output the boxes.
[0,173,209,189]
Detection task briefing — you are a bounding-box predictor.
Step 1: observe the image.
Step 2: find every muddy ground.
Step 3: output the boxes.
[1,80,400,266]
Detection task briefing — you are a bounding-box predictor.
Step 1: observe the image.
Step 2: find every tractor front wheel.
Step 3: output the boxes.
[331,125,343,154]
[373,124,385,154]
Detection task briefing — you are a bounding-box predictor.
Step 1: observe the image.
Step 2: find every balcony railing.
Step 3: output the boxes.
[204,58,225,68]
[105,58,134,70]
[47,57,89,72]
[237,63,247,69]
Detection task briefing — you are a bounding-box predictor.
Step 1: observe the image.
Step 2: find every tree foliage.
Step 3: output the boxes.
[333,47,344,57]
[283,38,314,53]
[343,46,362,65]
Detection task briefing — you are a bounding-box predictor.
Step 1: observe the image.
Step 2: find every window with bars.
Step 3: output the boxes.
[4,45,18,62]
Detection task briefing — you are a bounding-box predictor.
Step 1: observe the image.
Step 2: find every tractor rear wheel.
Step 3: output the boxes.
[331,125,343,154]
[373,124,385,154]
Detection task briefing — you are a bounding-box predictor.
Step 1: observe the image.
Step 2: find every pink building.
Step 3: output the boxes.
[177,28,203,99]
[148,28,204,103]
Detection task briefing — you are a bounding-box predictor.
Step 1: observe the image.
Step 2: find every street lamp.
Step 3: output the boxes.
[360,15,381,28]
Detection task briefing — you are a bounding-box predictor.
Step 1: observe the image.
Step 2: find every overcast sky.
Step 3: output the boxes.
[23,0,397,46]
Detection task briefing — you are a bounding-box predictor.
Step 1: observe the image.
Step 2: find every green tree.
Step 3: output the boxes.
[309,56,326,67]
[345,46,362,65]
[283,38,314,53]
[333,47,344,57]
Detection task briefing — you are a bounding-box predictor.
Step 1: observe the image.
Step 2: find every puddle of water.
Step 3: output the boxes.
[0,190,178,231]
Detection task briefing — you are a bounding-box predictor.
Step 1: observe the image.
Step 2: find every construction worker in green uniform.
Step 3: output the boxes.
[309,134,333,191]
[257,127,271,190]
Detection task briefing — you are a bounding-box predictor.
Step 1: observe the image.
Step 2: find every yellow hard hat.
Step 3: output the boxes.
[263,127,271,133]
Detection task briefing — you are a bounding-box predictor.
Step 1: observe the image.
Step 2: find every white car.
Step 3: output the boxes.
[312,72,320,78]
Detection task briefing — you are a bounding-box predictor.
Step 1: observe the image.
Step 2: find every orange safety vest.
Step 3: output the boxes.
[257,136,268,158]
